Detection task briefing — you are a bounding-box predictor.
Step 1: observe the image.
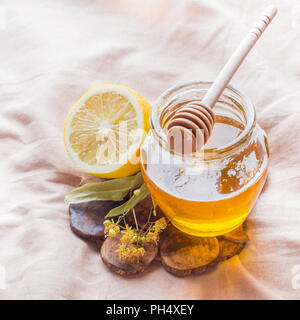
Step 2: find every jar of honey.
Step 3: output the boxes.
[140,81,269,237]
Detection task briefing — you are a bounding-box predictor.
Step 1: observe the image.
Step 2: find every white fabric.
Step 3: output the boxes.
[0,0,300,299]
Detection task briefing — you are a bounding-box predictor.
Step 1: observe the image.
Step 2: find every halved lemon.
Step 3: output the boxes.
[64,85,151,178]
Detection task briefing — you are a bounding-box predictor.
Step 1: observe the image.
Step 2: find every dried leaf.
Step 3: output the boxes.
[65,172,143,203]
[105,183,150,218]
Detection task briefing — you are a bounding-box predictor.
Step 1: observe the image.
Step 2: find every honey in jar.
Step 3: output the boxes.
[140,81,269,237]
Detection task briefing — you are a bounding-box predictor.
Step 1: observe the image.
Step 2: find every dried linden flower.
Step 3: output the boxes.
[117,243,145,262]
[144,217,168,244]
[133,188,141,196]
[104,207,168,262]
[120,225,138,245]
[103,219,120,237]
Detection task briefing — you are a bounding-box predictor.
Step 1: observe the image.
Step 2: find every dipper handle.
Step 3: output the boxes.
[202,5,277,108]
[166,6,277,154]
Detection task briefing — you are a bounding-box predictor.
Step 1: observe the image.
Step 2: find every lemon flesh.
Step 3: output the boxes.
[64,85,151,178]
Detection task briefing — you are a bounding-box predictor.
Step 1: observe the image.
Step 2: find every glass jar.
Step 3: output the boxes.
[140,81,269,237]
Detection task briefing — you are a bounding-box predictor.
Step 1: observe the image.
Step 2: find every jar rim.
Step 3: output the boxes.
[151,80,256,158]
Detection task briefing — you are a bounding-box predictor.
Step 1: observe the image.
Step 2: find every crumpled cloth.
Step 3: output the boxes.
[0,0,300,300]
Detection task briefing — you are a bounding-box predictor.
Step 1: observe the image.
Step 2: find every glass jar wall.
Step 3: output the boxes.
[140,81,269,237]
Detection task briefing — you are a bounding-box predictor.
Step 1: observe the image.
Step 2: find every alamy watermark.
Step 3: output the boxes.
[95,123,206,167]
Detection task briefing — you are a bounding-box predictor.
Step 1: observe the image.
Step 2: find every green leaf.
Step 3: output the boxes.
[105,183,150,218]
[65,172,144,204]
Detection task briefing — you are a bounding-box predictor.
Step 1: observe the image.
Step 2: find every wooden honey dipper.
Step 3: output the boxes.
[167,5,277,154]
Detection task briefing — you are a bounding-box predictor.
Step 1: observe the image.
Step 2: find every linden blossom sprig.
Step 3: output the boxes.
[104,217,168,262]
[102,187,167,262]
[65,170,168,262]
[102,184,168,263]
